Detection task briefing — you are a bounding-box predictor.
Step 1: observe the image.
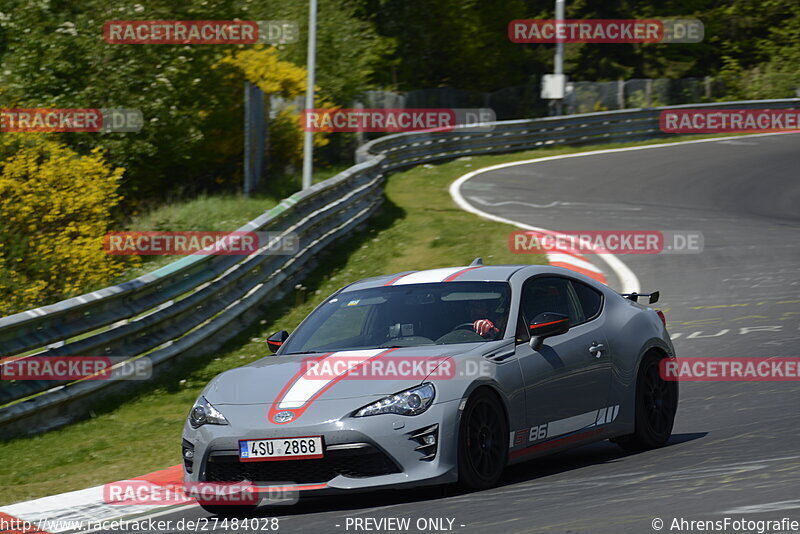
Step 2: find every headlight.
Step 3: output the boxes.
[189,396,229,428]
[354,383,435,417]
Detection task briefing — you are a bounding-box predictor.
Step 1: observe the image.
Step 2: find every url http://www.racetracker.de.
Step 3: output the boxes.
[0,516,282,532]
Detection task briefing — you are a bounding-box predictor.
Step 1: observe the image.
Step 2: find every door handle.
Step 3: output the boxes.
[588,342,605,358]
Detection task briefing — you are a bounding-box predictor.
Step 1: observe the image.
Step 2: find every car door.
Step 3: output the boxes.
[515,276,612,433]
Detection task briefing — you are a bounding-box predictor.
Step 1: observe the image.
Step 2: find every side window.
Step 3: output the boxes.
[519,277,581,325]
[569,280,603,322]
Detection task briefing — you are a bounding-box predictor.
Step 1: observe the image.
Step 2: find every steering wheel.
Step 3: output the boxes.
[452,322,476,332]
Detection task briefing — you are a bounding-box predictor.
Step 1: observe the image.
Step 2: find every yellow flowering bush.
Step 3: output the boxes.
[217,45,308,98]
[0,136,134,317]
[216,46,333,170]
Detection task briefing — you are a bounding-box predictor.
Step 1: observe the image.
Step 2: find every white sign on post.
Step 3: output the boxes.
[541,74,567,99]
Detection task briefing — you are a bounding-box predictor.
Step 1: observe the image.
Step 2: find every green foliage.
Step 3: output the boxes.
[354,0,799,94]
[713,0,800,99]
[0,0,390,201]
[215,45,336,186]
[249,0,394,102]
[358,0,538,91]
[0,135,134,316]
[626,90,665,109]
[216,45,308,98]
[0,0,249,199]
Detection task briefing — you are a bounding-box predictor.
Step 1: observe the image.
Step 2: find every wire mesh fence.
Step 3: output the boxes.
[355,75,799,120]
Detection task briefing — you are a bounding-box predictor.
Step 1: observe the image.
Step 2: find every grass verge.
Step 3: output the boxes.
[117,193,282,282]
[0,133,736,505]
[115,167,348,283]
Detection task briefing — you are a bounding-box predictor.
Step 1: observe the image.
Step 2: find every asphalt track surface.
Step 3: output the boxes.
[145,133,800,534]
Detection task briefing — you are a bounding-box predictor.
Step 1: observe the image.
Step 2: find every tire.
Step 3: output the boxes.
[614,352,678,452]
[457,388,509,491]
[198,503,259,517]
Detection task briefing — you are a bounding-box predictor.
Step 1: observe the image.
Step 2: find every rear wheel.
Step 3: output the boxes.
[198,503,259,517]
[457,389,508,490]
[614,352,678,451]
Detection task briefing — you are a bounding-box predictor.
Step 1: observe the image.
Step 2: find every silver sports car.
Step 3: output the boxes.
[182,261,678,515]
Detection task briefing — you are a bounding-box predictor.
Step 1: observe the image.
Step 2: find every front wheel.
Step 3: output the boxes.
[614,352,678,452]
[457,389,508,491]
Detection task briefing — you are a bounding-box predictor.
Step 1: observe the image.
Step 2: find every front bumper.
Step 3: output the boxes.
[181,398,461,494]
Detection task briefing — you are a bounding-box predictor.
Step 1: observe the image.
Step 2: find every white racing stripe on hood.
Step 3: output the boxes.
[277,349,386,409]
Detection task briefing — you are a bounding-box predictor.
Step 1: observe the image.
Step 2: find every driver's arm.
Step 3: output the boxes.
[473,319,499,337]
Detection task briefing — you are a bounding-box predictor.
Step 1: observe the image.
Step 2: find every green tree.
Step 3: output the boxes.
[0,0,390,201]
[356,0,539,91]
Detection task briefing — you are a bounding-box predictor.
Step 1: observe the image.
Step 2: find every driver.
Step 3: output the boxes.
[469,299,503,338]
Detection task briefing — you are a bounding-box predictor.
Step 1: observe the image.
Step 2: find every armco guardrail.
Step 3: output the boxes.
[356,98,800,169]
[1,98,797,437]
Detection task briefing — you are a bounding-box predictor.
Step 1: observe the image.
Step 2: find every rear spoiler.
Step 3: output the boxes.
[621,291,660,304]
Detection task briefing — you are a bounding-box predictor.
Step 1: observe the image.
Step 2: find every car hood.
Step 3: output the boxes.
[203,346,464,406]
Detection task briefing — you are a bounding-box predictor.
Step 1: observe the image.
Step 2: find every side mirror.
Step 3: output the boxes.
[267,330,289,353]
[528,313,570,351]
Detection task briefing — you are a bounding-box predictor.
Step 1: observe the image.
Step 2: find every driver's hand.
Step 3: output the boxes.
[473,319,499,337]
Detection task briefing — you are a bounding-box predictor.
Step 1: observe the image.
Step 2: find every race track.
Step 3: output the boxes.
[150,133,800,534]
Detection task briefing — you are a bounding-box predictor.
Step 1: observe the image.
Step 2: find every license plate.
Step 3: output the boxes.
[238,436,324,462]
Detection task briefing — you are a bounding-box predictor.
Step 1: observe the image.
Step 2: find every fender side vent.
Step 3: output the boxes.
[408,424,439,461]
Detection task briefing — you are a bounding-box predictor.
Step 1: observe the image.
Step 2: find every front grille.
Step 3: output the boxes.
[203,444,401,484]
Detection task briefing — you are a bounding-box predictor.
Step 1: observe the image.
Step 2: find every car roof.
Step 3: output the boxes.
[342,264,554,292]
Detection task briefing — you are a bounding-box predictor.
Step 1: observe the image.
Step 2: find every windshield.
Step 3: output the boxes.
[281,282,512,353]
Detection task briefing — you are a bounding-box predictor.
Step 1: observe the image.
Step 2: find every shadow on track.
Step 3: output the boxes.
[221,432,708,519]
